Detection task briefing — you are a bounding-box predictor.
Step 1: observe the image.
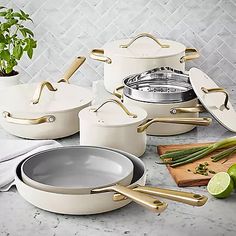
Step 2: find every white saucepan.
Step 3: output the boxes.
[15,146,208,215]
[90,33,199,93]
[0,57,94,139]
[79,99,212,157]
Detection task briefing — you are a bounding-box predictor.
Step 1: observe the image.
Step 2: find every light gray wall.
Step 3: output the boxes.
[4,0,236,88]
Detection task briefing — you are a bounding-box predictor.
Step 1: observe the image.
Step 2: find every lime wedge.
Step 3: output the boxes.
[207,172,234,199]
[227,164,236,189]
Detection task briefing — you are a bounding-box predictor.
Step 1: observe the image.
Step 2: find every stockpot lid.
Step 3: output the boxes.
[0,82,94,113]
[104,33,186,59]
[189,68,236,132]
[123,67,196,104]
[79,99,147,127]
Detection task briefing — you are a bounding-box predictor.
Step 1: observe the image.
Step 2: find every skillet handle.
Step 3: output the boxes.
[137,117,212,133]
[113,186,208,207]
[58,56,86,83]
[92,185,167,213]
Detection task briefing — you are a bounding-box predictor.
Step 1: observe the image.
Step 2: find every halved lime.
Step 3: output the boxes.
[207,172,234,199]
[227,164,236,189]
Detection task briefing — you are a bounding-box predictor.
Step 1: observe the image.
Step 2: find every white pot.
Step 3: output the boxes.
[79,99,212,157]
[0,71,20,89]
[0,57,94,139]
[90,33,199,93]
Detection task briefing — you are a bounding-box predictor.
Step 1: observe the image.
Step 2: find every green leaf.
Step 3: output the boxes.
[0,50,10,61]
[27,47,33,59]
[13,45,23,60]
[23,28,34,37]
[0,42,5,50]
[0,11,7,16]
[20,28,27,37]
[12,12,22,18]
[0,34,6,43]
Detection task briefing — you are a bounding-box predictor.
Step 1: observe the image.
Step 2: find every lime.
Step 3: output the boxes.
[227,163,236,189]
[207,172,234,199]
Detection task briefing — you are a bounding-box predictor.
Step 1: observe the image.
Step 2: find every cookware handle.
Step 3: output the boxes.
[2,111,55,125]
[90,49,112,64]
[180,48,200,63]
[31,81,57,105]
[113,186,208,207]
[170,104,206,114]
[120,33,170,48]
[201,87,229,110]
[113,85,124,100]
[92,99,137,118]
[92,184,168,213]
[58,56,86,83]
[137,117,212,133]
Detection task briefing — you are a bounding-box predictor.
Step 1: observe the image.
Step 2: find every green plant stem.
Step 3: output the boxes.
[212,146,236,162]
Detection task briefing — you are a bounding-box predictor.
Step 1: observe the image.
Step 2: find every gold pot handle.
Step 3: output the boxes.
[92,99,137,118]
[2,111,55,125]
[90,49,112,64]
[58,56,86,83]
[170,104,206,114]
[32,81,57,105]
[113,85,124,100]
[137,117,212,133]
[120,33,170,48]
[113,186,208,207]
[201,87,229,110]
[180,48,200,63]
[92,184,168,213]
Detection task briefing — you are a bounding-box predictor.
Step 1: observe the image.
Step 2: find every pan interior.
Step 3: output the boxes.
[16,146,145,189]
[22,146,134,190]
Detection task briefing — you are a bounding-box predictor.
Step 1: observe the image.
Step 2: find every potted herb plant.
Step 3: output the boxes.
[0,6,37,88]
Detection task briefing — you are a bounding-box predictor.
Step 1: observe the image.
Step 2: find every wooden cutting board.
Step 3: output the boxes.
[157,143,236,187]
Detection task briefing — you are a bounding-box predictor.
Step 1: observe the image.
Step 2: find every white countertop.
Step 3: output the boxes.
[0,81,236,236]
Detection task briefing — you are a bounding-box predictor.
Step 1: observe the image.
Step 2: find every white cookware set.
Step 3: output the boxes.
[2,33,236,215]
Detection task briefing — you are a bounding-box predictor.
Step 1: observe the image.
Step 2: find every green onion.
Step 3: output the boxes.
[158,136,236,168]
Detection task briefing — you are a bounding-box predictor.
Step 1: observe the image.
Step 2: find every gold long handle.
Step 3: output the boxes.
[32,81,57,105]
[92,185,168,213]
[113,186,208,207]
[2,111,55,125]
[90,49,112,64]
[58,56,86,83]
[137,117,212,133]
[113,85,124,100]
[201,87,229,110]
[92,99,137,118]
[120,33,170,48]
[170,104,206,114]
[180,48,200,63]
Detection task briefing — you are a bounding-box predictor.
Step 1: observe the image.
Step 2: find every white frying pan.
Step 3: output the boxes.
[15,146,207,215]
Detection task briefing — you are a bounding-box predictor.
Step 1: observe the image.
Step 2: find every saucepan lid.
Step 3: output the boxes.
[79,99,147,127]
[189,68,236,132]
[123,67,196,104]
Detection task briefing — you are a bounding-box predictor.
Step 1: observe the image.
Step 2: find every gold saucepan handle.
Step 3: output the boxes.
[32,81,57,105]
[170,104,206,114]
[120,33,170,48]
[91,99,137,118]
[137,117,212,133]
[90,49,112,64]
[113,186,208,207]
[113,85,124,100]
[180,48,200,63]
[92,184,168,213]
[58,56,86,83]
[201,87,229,110]
[2,111,55,125]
